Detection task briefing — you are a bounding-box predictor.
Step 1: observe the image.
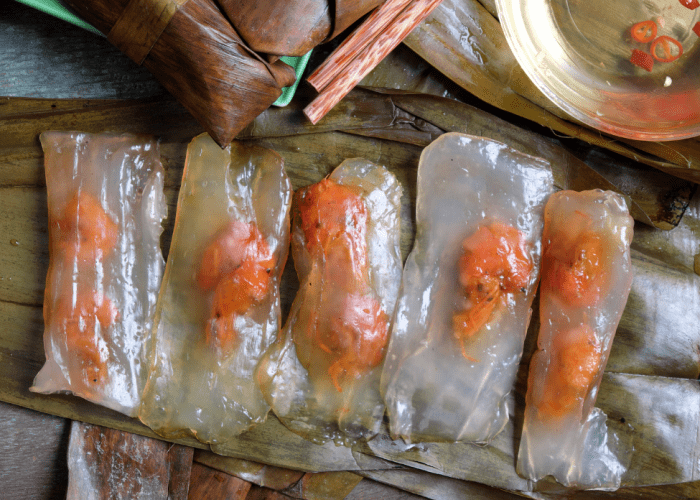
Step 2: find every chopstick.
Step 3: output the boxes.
[306,0,414,92]
[303,0,444,125]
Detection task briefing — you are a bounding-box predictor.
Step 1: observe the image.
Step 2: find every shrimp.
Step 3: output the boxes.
[204,259,272,350]
[198,220,275,351]
[453,222,532,358]
[54,290,118,385]
[544,231,606,307]
[516,190,633,489]
[55,192,119,263]
[294,178,388,391]
[196,220,275,291]
[535,324,603,420]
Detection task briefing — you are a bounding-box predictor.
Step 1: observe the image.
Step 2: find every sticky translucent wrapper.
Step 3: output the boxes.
[381,133,554,444]
[31,131,166,416]
[517,190,634,490]
[257,159,403,445]
[139,134,292,444]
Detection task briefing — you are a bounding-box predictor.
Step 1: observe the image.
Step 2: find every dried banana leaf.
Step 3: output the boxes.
[356,373,700,491]
[405,0,700,182]
[66,421,193,499]
[358,44,464,100]
[240,89,694,231]
[216,0,382,57]
[2,93,700,494]
[290,472,363,500]
[220,0,330,57]
[62,0,296,147]
[355,460,525,500]
[194,451,305,490]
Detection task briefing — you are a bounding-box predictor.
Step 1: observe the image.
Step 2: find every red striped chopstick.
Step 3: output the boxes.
[306,0,414,92]
[304,0,444,125]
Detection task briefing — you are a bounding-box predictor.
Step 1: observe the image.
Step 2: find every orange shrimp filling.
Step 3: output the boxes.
[55,192,119,263]
[54,290,118,385]
[536,325,603,420]
[198,220,275,351]
[51,192,120,387]
[454,222,532,359]
[545,233,605,307]
[298,178,368,261]
[197,220,275,291]
[294,178,388,391]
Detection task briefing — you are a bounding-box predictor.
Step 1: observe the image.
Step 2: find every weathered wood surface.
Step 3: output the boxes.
[66,422,194,499]
[0,400,70,498]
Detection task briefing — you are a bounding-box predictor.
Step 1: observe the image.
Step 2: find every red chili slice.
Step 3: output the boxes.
[630,20,657,43]
[630,49,654,72]
[650,36,683,62]
[693,22,700,37]
[679,0,699,9]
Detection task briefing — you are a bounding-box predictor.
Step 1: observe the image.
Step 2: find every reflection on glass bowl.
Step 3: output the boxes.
[496,0,700,141]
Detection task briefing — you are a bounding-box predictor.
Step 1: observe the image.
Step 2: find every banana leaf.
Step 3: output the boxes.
[406,0,700,183]
[239,89,694,231]
[194,451,305,489]
[1,91,700,495]
[62,0,296,147]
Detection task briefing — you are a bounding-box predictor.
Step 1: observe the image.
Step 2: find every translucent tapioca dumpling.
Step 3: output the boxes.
[257,159,403,445]
[139,134,292,444]
[517,190,634,490]
[380,133,554,444]
[31,132,167,416]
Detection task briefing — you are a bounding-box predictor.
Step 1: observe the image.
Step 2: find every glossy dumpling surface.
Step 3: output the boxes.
[381,132,554,444]
[257,158,403,445]
[139,134,292,444]
[31,131,167,417]
[517,189,634,490]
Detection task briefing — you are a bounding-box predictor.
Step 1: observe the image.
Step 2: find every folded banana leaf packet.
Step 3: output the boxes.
[221,0,382,57]
[62,0,299,147]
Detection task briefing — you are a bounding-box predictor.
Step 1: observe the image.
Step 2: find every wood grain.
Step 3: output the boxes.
[0,401,70,499]
[304,0,444,124]
[66,421,194,499]
[307,0,414,91]
[188,462,252,499]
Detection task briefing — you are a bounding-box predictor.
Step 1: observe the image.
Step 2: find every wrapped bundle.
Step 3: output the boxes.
[221,0,383,56]
[381,133,554,443]
[139,134,292,444]
[517,190,634,490]
[257,159,403,445]
[62,0,297,147]
[31,131,167,416]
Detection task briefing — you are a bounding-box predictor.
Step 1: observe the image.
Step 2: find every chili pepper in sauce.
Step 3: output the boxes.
[630,49,654,72]
[680,0,699,9]
[651,35,683,63]
[630,20,657,43]
[694,22,700,37]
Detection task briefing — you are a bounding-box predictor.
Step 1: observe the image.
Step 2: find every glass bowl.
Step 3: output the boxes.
[496,0,700,141]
